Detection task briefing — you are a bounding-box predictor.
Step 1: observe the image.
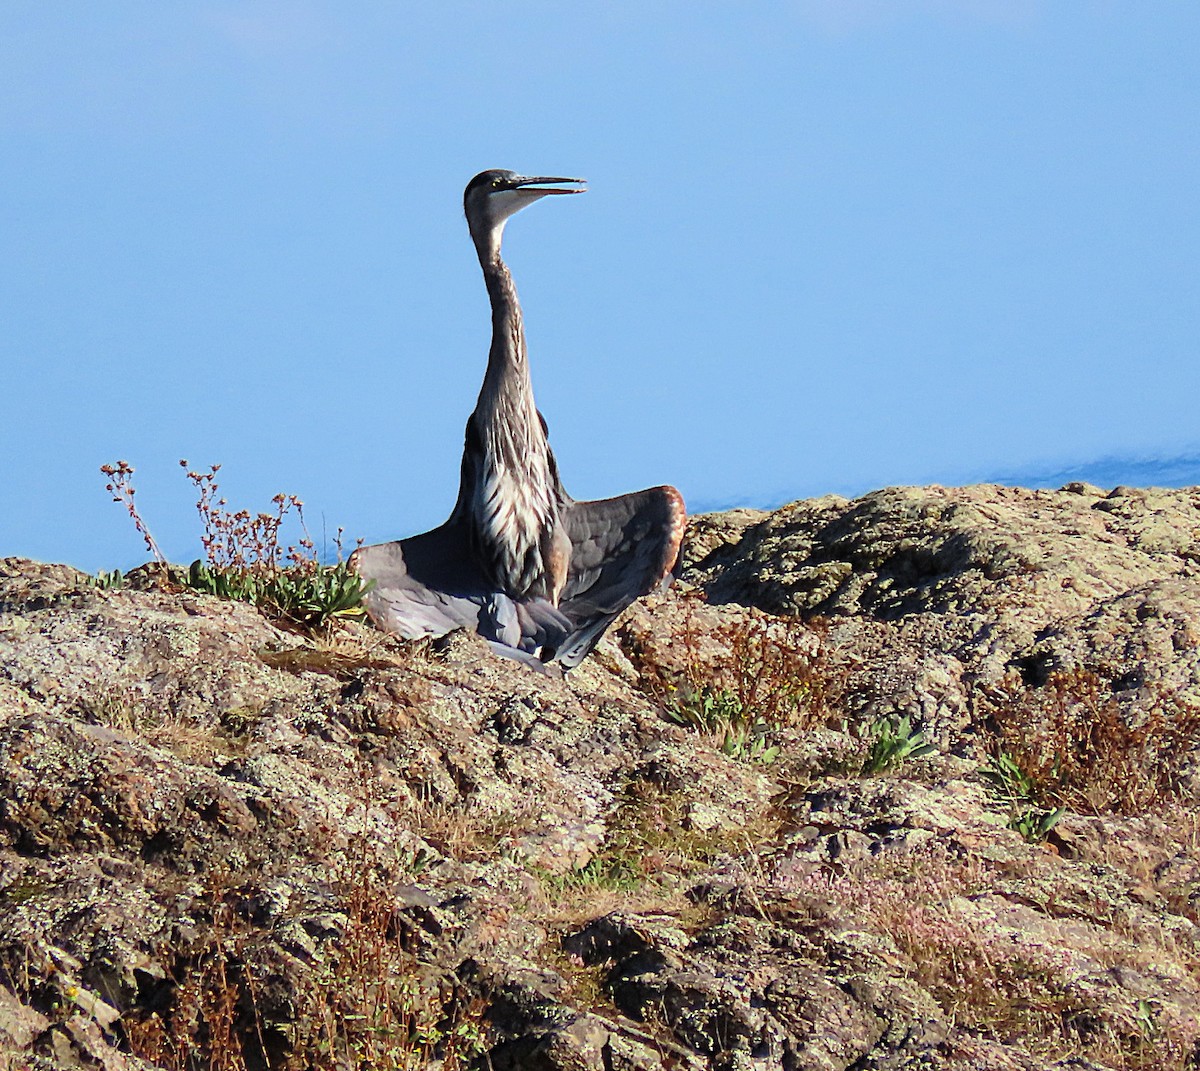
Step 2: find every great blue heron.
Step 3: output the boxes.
[350,170,686,671]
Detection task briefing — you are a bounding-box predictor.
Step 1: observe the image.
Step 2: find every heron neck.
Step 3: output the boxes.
[477,253,537,416]
[459,247,562,598]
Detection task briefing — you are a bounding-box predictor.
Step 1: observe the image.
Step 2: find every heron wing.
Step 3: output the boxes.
[552,485,687,668]
[351,520,574,667]
[350,522,488,640]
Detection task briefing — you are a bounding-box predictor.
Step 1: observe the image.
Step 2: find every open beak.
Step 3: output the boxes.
[513,176,587,195]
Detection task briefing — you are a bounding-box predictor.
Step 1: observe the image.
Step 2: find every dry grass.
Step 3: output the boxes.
[696,612,846,734]
[126,883,261,1071]
[539,944,614,1013]
[126,848,485,1071]
[532,778,779,928]
[699,607,845,729]
[72,684,255,764]
[984,668,1200,816]
[290,840,486,1071]
[637,598,849,767]
[793,846,1200,1069]
[388,789,536,866]
[258,627,406,678]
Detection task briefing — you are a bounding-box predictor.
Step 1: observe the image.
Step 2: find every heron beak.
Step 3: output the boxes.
[513,176,587,195]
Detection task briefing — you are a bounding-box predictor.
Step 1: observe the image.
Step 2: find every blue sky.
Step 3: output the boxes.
[3,3,1198,572]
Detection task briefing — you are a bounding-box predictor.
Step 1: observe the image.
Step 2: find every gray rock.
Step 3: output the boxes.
[2,484,1200,1069]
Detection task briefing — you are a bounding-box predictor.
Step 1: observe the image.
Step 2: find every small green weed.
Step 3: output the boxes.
[860,715,935,775]
[538,855,644,896]
[186,559,373,629]
[979,751,1038,803]
[665,685,780,765]
[1134,998,1160,1043]
[397,845,437,877]
[1008,806,1065,844]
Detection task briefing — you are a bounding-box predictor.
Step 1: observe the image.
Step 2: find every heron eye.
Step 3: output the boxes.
[491,178,502,188]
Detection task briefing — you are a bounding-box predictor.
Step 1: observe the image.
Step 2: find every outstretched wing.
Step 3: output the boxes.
[350,522,488,640]
[350,519,573,671]
[350,481,685,672]
[552,485,687,668]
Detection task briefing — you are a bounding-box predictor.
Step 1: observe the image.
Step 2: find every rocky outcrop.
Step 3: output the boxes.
[2,483,1199,1069]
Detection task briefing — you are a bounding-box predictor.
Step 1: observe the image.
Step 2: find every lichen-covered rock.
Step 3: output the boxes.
[1,483,1200,1069]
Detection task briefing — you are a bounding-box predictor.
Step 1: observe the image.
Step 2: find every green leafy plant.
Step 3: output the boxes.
[664,684,742,734]
[1008,805,1065,844]
[981,751,1063,844]
[979,751,1039,803]
[665,685,780,765]
[861,715,935,775]
[101,459,372,630]
[718,718,781,765]
[185,559,373,629]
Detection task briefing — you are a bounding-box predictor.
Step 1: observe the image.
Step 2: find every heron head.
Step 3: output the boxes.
[464,170,586,257]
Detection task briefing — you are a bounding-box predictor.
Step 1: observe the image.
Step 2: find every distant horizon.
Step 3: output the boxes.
[986,450,1200,493]
[688,449,1200,515]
